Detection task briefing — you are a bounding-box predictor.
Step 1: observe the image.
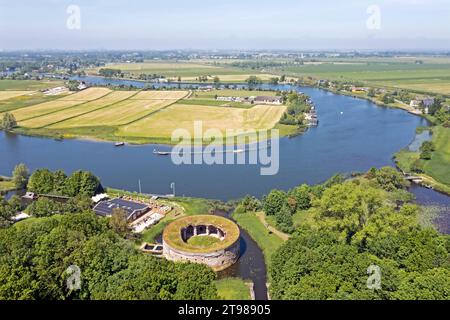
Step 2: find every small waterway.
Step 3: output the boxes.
[214,210,267,300]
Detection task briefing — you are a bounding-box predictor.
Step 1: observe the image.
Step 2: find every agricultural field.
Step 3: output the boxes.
[2,86,289,144]
[0,93,68,114]
[88,61,276,83]
[0,91,33,101]
[20,91,136,128]
[7,87,111,122]
[50,99,177,128]
[0,79,64,91]
[276,57,450,95]
[117,103,286,139]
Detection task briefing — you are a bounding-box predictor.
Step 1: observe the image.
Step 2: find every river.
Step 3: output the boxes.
[1,77,449,300]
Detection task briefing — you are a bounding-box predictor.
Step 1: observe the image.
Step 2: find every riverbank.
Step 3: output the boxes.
[0,176,15,194]
[395,125,450,196]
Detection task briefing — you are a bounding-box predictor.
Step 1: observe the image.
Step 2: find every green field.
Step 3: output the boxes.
[0,79,64,91]
[187,235,221,248]
[276,57,450,95]
[88,61,276,83]
[395,126,450,190]
[0,178,15,193]
[215,278,251,300]
[232,211,285,269]
[423,126,450,185]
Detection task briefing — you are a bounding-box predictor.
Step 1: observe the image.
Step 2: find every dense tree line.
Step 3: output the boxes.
[27,169,102,197]
[266,167,449,300]
[0,212,217,300]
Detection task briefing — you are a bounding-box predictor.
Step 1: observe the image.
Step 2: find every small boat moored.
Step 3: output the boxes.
[153,149,170,156]
[115,142,125,147]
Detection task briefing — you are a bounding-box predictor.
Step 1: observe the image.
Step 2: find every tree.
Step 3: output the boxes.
[0,197,16,227]
[275,204,294,234]
[0,212,217,300]
[1,113,17,131]
[12,163,29,189]
[420,141,435,160]
[374,167,407,191]
[109,208,130,237]
[246,76,262,86]
[269,77,279,85]
[367,88,376,97]
[290,184,311,211]
[263,190,287,216]
[213,76,220,84]
[27,169,54,194]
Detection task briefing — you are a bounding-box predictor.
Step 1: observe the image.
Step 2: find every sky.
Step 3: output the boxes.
[0,0,450,50]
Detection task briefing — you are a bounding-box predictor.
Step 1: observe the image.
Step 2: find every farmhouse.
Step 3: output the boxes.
[253,96,283,105]
[93,198,149,221]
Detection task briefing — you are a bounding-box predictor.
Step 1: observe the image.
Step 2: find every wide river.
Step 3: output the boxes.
[2,79,449,300]
[0,82,430,199]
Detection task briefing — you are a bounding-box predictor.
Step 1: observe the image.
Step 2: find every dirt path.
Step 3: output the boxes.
[256,212,290,241]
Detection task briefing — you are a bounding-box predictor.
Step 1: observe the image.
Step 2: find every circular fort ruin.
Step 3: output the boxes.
[162,215,240,271]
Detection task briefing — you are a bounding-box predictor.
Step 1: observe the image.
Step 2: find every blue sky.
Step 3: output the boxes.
[1,0,449,50]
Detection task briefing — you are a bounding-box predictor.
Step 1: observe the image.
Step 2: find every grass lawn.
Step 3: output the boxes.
[424,126,450,185]
[187,235,221,248]
[0,79,64,91]
[232,211,285,269]
[394,126,450,193]
[215,278,251,300]
[0,178,15,193]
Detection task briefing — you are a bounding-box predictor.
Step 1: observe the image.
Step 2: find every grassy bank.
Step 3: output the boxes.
[0,176,15,193]
[215,278,252,300]
[232,211,285,269]
[394,126,450,194]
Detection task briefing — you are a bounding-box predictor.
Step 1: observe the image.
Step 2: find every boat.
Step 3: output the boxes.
[233,149,244,154]
[153,149,170,156]
[114,142,125,147]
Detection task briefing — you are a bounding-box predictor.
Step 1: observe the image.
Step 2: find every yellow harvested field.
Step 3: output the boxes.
[11,100,85,121]
[59,87,111,101]
[20,91,137,128]
[117,104,286,138]
[130,90,188,100]
[50,99,175,128]
[0,91,34,101]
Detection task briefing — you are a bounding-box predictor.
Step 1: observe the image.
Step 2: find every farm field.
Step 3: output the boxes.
[50,98,177,128]
[7,88,111,121]
[130,90,188,100]
[58,87,111,101]
[277,58,450,95]
[88,61,276,82]
[20,91,137,128]
[0,92,68,113]
[0,91,33,101]
[117,103,286,139]
[3,86,289,144]
[0,79,64,91]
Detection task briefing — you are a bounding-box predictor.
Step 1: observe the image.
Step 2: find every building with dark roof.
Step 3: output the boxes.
[93,198,149,221]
